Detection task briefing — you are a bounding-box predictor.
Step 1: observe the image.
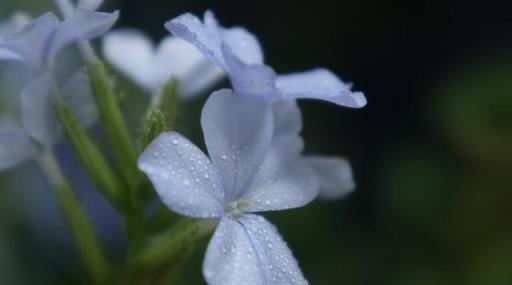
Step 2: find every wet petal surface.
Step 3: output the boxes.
[244,135,319,212]
[201,89,273,201]
[138,132,224,218]
[275,68,367,108]
[203,215,308,285]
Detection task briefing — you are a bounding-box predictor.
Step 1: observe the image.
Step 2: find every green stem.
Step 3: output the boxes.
[87,62,139,189]
[38,151,112,285]
[129,218,215,270]
[54,99,129,213]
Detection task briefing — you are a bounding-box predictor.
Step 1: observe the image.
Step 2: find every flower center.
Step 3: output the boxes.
[224,199,252,219]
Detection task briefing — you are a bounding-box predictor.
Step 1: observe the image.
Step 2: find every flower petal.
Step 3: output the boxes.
[0,48,23,62]
[272,100,302,137]
[165,11,226,70]
[203,217,265,285]
[275,68,367,108]
[102,29,155,90]
[154,36,225,97]
[305,155,356,200]
[138,132,224,218]
[203,215,308,285]
[78,0,104,10]
[0,122,37,170]
[61,69,97,128]
[48,8,119,66]
[201,89,273,201]
[244,135,319,212]
[222,27,264,65]
[0,12,60,67]
[222,44,278,99]
[0,12,30,35]
[165,11,264,72]
[20,74,60,147]
[0,61,32,116]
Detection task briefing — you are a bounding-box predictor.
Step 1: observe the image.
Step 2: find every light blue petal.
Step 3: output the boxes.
[165,11,264,72]
[243,135,319,212]
[272,100,302,137]
[20,74,60,147]
[48,8,119,66]
[0,12,31,35]
[102,29,225,96]
[0,48,23,61]
[154,35,224,97]
[102,29,155,90]
[222,27,264,65]
[0,12,60,68]
[305,155,355,200]
[165,11,226,70]
[61,69,97,128]
[178,56,225,98]
[0,61,33,117]
[275,68,367,108]
[78,0,104,10]
[0,12,31,60]
[200,89,273,201]
[0,122,37,170]
[203,216,265,285]
[222,44,278,99]
[203,215,308,285]
[138,132,225,218]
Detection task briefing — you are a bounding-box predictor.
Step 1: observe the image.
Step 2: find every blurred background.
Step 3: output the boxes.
[1,0,512,284]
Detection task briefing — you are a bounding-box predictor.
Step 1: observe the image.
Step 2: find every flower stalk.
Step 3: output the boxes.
[87,62,140,188]
[54,98,129,213]
[129,218,214,270]
[38,151,112,285]
[139,78,180,152]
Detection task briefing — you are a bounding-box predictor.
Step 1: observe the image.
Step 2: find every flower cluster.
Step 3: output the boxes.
[138,10,365,285]
[0,4,118,169]
[0,1,365,284]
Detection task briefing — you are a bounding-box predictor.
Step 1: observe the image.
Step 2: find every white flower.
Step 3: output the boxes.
[0,9,117,170]
[102,29,224,98]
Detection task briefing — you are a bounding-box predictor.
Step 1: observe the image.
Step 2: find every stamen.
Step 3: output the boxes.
[225,199,252,218]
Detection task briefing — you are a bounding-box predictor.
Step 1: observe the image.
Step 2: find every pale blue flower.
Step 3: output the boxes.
[0,9,118,70]
[165,11,360,199]
[0,12,30,62]
[76,0,104,10]
[165,11,367,108]
[0,12,30,34]
[55,0,106,13]
[0,9,118,170]
[273,100,356,199]
[102,29,225,98]
[305,155,355,199]
[139,90,318,285]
